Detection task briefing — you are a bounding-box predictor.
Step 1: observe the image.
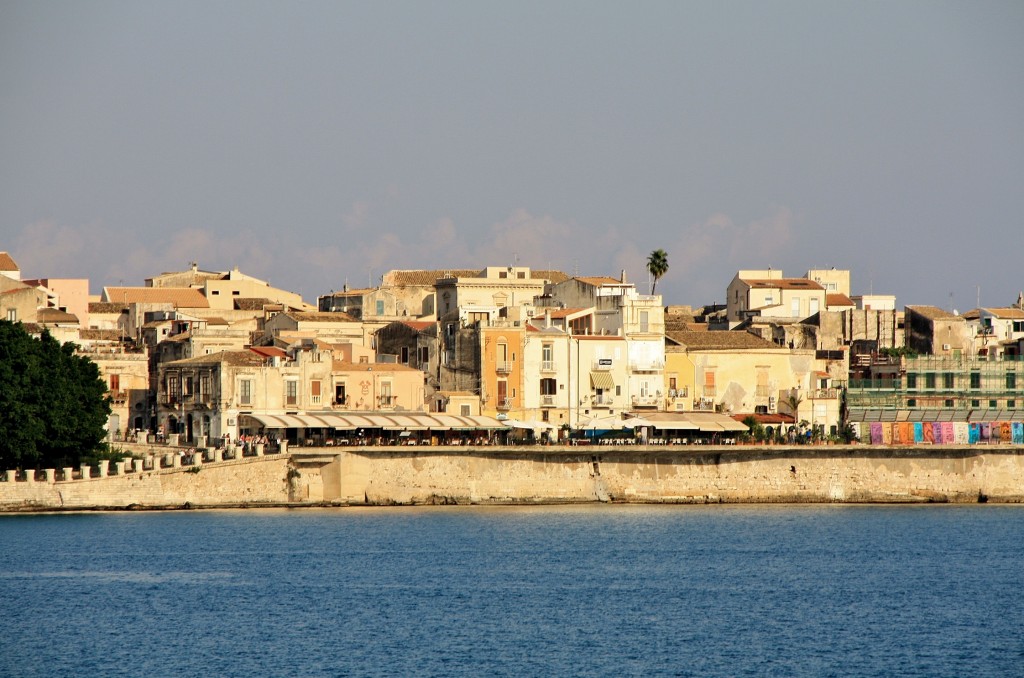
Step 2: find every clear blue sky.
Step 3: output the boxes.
[2,1,1022,311]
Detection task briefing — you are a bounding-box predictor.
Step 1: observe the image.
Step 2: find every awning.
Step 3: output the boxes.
[241,411,507,431]
[627,412,749,432]
[590,371,615,390]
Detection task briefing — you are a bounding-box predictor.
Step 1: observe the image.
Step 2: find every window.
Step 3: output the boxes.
[376,300,385,315]
[200,375,210,398]
[335,383,347,406]
[944,399,954,407]
[925,373,935,389]
[184,376,194,396]
[167,376,179,398]
[944,373,954,388]
[790,298,800,316]
[971,399,980,408]
[380,381,393,406]
[970,372,981,389]
[1007,373,1017,389]
[1009,401,1017,409]
[990,400,998,408]
[907,399,916,407]
[110,374,120,392]
[906,373,917,389]
[6,309,16,322]
[616,385,621,396]
[1014,321,1024,333]
[461,404,471,416]
[639,311,649,333]
[310,380,321,405]
[809,298,819,315]
[401,347,409,364]
[240,380,252,405]
[286,381,298,406]
[540,378,557,395]
[542,343,553,370]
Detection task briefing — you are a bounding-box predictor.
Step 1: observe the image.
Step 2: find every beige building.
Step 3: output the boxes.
[905,305,973,357]
[666,330,840,433]
[726,270,827,325]
[263,310,368,348]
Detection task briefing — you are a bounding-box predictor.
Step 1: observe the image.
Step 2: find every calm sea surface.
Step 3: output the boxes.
[1,505,1022,678]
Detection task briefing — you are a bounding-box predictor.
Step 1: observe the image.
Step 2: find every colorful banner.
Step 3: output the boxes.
[925,422,938,444]
[968,423,979,444]
[954,423,969,445]
[870,423,883,445]
[980,423,991,442]
[881,423,893,445]
[942,422,955,443]
[913,422,923,443]
[999,422,1012,443]
[1014,423,1024,445]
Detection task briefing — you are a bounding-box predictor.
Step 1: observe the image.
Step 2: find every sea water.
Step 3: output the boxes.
[1,505,1022,677]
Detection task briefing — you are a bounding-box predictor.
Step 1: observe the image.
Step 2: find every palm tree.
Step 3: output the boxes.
[646,249,669,295]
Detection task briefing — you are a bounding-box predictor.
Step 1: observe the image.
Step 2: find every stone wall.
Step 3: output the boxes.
[3,445,1023,511]
[317,445,1024,505]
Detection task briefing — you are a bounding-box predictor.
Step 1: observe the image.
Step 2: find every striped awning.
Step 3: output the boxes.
[241,411,506,431]
[590,371,615,389]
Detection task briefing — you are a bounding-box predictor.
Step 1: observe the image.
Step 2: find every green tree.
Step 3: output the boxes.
[646,249,669,295]
[0,321,111,469]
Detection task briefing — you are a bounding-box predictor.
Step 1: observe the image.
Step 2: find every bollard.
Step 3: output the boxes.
[62,467,73,482]
[24,469,35,483]
[80,464,91,480]
[98,460,110,478]
[114,461,126,475]
[213,449,223,463]
[44,469,56,484]
[279,440,288,454]
[255,443,264,457]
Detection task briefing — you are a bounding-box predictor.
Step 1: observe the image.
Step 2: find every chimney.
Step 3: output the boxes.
[620,269,627,284]
[545,309,551,328]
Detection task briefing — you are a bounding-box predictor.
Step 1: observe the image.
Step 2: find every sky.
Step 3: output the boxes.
[2,1,1022,311]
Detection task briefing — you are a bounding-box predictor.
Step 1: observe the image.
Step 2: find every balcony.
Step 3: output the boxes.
[541,360,555,372]
[628,360,665,372]
[809,388,838,399]
[631,394,660,408]
[592,395,613,407]
[378,395,396,408]
[693,398,715,411]
[541,395,556,407]
[497,397,513,410]
[109,391,128,405]
[496,361,512,374]
[668,387,688,399]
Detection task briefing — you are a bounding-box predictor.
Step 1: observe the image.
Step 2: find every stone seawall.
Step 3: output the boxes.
[322,445,1024,505]
[2,445,1023,511]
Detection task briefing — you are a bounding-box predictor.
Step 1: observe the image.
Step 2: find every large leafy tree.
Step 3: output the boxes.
[646,248,669,295]
[0,321,111,469]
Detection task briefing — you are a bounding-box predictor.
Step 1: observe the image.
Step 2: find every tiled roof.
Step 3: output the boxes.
[666,330,781,350]
[0,252,19,271]
[906,305,959,320]
[547,307,589,319]
[981,307,1024,319]
[326,287,376,297]
[574,276,624,287]
[385,269,479,287]
[233,298,274,311]
[285,311,358,323]
[79,329,123,341]
[745,279,824,290]
[249,346,287,359]
[401,320,436,331]
[826,293,855,307]
[89,302,128,313]
[102,287,209,308]
[36,308,79,324]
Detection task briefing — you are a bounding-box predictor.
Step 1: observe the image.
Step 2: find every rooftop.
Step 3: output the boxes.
[666,330,781,350]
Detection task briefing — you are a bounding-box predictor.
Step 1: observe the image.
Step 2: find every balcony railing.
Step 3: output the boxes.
[809,388,838,399]
[541,360,555,372]
[693,398,715,411]
[668,387,689,399]
[541,395,556,407]
[631,395,660,407]
[378,395,396,407]
[592,395,613,407]
[629,360,665,372]
[497,397,513,410]
[496,361,512,374]
[755,385,772,398]
[110,391,128,404]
